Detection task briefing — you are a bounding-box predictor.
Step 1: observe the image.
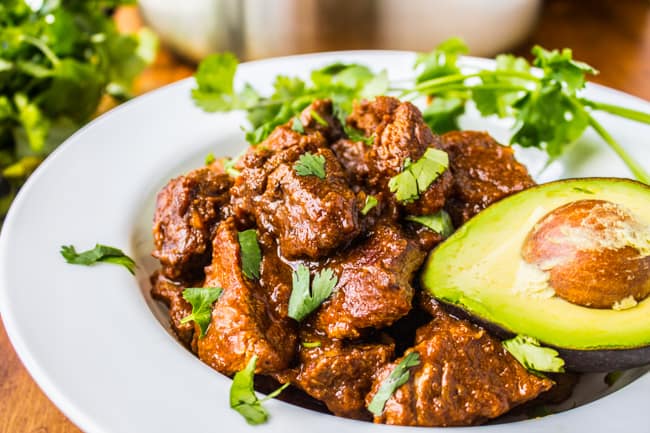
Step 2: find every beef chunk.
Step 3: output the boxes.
[441,131,535,226]
[231,108,364,260]
[196,218,297,375]
[258,146,362,259]
[312,222,426,339]
[335,97,453,215]
[367,312,553,426]
[275,329,394,420]
[150,271,194,346]
[152,167,232,280]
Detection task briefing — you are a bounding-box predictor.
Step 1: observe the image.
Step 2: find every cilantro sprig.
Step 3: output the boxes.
[230,356,290,425]
[503,335,565,373]
[180,287,223,338]
[367,351,421,416]
[238,229,262,280]
[0,1,157,217]
[60,243,136,275]
[192,40,650,184]
[288,265,337,322]
[293,152,326,179]
[388,148,449,203]
[406,210,454,237]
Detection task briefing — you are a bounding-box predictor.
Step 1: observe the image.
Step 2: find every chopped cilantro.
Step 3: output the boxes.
[294,152,326,179]
[301,341,322,348]
[310,110,328,126]
[288,265,337,322]
[503,335,565,373]
[238,229,262,280]
[180,287,223,337]
[406,210,454,237]
[60,244,136,275]
[361,195,378,215]
[388,148,449,203]
[367,352,421,416]
[291,117,305,134]
[204,152,216,165]
[230,356,290,425]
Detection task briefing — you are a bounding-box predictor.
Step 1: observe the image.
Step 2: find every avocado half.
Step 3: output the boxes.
[421,178,650,372]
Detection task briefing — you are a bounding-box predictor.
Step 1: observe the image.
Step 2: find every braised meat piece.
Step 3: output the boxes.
[367,312,553,426]
[441,131,535,226]
[274,328,394,420]
[196,218,297,375]
[152,167,232,280]
[150,271,194,346]
[231,106,364,259]
[335,96,453,216]
[312,222,426,339]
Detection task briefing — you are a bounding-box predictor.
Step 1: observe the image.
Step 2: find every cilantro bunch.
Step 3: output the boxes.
[0,0,156,216]
[192,38,650,184]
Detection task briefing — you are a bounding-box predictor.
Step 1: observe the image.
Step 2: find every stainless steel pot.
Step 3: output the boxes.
[139,0,542,62]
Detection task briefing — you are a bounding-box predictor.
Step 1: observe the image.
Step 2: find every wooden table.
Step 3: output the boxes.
[1,1,649,432]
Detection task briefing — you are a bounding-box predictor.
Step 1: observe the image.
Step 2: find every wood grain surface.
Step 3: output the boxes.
[1,1,648,432]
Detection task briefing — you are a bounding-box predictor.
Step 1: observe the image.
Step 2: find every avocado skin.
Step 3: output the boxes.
[439,301,650,372]
[422,178,650,373]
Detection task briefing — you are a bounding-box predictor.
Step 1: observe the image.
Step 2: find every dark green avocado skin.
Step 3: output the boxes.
[439,302,650,372]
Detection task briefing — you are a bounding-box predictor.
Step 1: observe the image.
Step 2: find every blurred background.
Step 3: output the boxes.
[128,0,649,98]
[1,0,649,432]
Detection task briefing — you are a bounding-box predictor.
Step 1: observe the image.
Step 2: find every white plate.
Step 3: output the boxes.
[1,52,649,433]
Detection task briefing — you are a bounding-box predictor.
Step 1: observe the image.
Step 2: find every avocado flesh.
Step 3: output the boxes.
[422,178,650,353]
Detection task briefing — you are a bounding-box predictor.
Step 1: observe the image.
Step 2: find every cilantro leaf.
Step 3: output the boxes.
[180,287,223,337]
[422,97,465,134]
[204,152,216,165]
[191,52,241,112]
[293,152,326,179]
[361,195,378,215]
[238,229,262,280]
[291,117,305,134]
[532,46,597,93]
[388,148,449,203]
[60,243,136,275]
[288,265,337,322]
[230,356,290,425]
[368,351,421,416]
[415,37,468,84]
[406,210,454,237]
[503,335,565,373]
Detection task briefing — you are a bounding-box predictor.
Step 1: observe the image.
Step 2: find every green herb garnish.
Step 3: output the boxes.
[180,287,223,337]
[293,152,326,179]
[361,195,378,215]
[310,110,328,126]
[60,244,136,275]
[230,356,290,425]
[291,117,305,134]
[204,152,216,165]
[192,40,650,185]
[367,351,421,416]
[388,148,449,203]
[238,229,262,279]
[288,265,337,321]
[406,210,454,237]
[503,335,565,373]
[301,341,322,348]
[0,1,157,217]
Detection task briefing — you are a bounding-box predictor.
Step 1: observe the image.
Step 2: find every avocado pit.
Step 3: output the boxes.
[521,199,650,309]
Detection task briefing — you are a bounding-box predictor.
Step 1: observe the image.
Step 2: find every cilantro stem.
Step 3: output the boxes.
[409,70,539,95]
[420,82,529,96]
[587,113,650,184]
[20,35,60,67]
[580,98,650,125]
